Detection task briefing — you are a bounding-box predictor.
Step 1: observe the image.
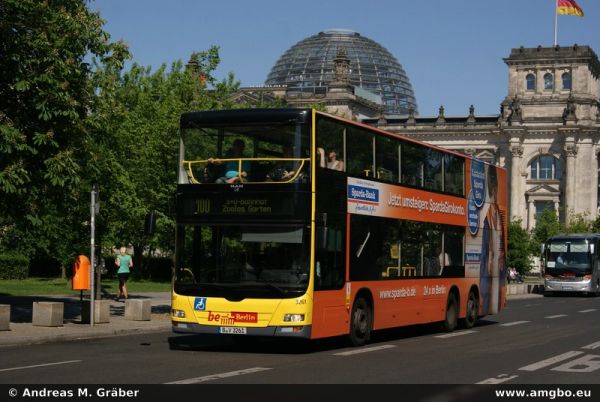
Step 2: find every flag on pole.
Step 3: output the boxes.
[557,0,584,16]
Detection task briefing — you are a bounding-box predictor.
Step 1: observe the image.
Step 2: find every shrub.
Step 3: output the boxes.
[0,253,30,279]
[29,258,62,277]
[146,257,173,281]
[103,255,172,281]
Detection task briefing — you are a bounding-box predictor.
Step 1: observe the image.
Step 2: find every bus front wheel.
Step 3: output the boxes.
[443,293,458,332]
[349,297,372,346]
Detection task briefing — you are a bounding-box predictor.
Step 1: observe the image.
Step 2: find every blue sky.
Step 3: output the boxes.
[91,0,599,116]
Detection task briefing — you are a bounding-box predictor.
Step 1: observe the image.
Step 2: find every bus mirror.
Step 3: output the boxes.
[540,243,545,254]
[145,211,156,236]
[590,244,595,255]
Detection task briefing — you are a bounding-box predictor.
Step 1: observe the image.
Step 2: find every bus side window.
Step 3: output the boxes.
[315,222,345,290]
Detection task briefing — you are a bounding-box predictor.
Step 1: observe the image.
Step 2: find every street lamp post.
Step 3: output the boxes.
[90,184,99,327]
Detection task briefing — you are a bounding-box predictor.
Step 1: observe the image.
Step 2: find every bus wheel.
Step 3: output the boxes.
[349,297,372,346]
[443,293,458,332]
[461,291,478,329]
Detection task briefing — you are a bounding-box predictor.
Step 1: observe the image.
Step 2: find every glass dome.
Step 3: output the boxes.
[265,29,418,115]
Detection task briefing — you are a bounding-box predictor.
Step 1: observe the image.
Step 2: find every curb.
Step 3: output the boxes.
[0,317,171,348]
[506,283,544,296]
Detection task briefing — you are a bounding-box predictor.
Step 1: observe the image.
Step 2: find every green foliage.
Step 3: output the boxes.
[530,208,561,255]
[507,218,533,274]
[0,253,30,280]
[89,47,239,260]
[563,210,592,234]
[134,257,173,282]
[0,0,240,274]
[0,0,129,269]
[591,215,600,233]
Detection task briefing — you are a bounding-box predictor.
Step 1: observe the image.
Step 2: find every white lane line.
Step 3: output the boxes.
[434,330,476,339]
[578,309,597,313]
[519,351,583,372]
[165,367,272,384]
[0,360,82,373]
[477,374,519,384]
[500,321,531,327]
[334,344,396,356]
[582,341,600,350]
[545,314,567,319]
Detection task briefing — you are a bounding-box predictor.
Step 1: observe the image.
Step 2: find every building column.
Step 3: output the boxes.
[510,145,524,223]
[528,199,535,230]
[564,143,578,224]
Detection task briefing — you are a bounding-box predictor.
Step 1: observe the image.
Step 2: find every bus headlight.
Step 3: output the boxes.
[172,309,186,318]
[283,314,305,322]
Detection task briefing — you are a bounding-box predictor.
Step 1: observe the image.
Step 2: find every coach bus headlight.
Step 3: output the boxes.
[283,314,305,322]
[583,275,592,282]
[172,309,186,318]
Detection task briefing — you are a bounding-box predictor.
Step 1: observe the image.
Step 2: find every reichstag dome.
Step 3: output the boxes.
[265,29,418,115]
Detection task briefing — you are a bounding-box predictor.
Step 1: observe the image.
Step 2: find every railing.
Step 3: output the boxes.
[182,158,310,184]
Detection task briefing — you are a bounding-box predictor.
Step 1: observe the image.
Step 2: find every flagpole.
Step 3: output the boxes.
[554,0,558,46]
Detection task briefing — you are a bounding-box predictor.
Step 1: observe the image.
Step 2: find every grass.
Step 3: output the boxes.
[0,277,171,297]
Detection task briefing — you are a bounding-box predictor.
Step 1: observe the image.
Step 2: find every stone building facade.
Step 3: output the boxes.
[235,45,600,229]
[372,45,600,229]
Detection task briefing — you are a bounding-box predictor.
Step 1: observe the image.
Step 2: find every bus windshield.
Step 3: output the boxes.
[175,224,310,299]
[545,240,592,275]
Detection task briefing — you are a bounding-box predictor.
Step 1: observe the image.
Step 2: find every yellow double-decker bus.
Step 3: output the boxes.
[171,108,507,346]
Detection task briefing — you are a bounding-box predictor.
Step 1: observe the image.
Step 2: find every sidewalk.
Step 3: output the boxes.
[0,292,172,347]
[1,284,543,347]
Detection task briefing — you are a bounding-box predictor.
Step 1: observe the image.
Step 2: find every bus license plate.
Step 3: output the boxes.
[220,327,247,334]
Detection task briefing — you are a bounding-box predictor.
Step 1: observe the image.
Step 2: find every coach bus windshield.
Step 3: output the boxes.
[545,240,592,275]
[174,224,310,299]
[179,122,310,184]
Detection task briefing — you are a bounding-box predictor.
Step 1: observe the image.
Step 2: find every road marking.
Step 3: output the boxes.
[434,330,476,339]
[582,341,600,350]
[477,374,519,384]
[165,367,272,384]
[551,355,600,373]
[578,309,597,313]
[500,321,531,327]
[0,360,82,373]
[334,344,396,356]
[519,351,583,372]
[545,314,567,319]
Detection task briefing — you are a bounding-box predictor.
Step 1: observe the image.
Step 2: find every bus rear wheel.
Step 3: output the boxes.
[461,291,478,329]
[443,293,458,332]
[349,297,372,346]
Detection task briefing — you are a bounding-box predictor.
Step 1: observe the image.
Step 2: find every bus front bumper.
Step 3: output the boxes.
[172,321,312,338]
[545,278,592,293]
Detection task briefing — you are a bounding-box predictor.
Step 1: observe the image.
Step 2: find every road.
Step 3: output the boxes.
[1,294,599,385]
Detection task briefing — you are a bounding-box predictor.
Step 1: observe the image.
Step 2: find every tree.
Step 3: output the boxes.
[0,0,129,271]
[563,210,592,234]
[89,47,240,272]
[591,215,600,233]
[507,218,533,274]
[530,208,561,256]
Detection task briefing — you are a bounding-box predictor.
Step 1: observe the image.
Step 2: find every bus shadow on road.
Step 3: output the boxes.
[167,333,344,354]
[166,319,499,354]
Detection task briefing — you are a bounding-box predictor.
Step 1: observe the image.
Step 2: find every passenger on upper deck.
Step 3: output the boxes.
[212,139,250,184]
[326,149,344,171]
[266,146,296,181]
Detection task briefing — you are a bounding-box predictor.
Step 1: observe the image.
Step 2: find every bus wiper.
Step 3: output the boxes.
[263,283,288,296]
